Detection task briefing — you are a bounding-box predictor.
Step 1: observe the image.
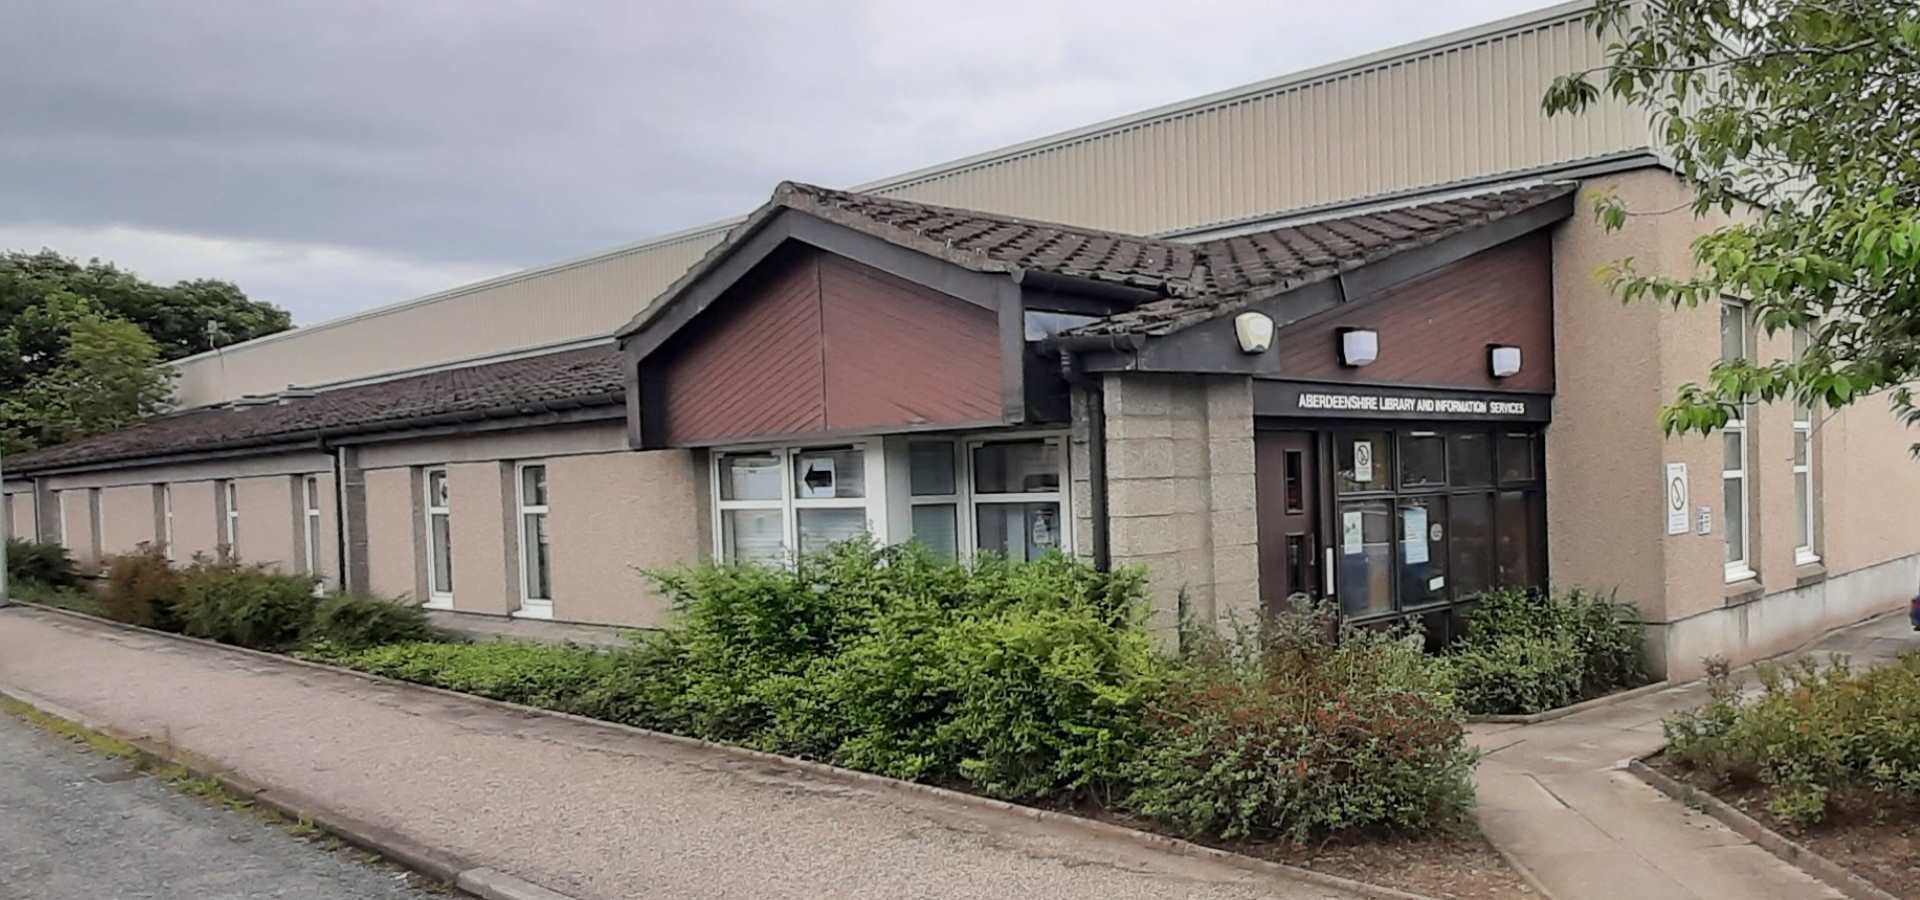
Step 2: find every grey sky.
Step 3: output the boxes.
[1,0,1549,325]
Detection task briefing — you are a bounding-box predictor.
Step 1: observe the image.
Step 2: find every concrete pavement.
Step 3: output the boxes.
[0,607,1362,900]
[1470,610,1916,900]
[0,709,440,900]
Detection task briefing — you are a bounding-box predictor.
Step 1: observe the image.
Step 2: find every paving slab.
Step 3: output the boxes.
[1471,611,1915,900]
[0,608,1361,900]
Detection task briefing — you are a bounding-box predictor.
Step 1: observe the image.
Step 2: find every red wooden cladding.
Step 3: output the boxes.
[658,245,1002,445]
[1272,232,1554,393]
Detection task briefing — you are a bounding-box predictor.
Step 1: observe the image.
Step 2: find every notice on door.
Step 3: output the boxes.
[1342,510,1364,555]
[1352,440,1375,483]
[1665,463,1689,536]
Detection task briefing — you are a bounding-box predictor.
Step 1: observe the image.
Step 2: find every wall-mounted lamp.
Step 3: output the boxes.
[1489,344,1522,378]
[1234,311,1274,354]
[1338,328,1379,367]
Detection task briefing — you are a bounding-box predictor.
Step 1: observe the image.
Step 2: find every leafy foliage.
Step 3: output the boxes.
[5,537,80,588]
[318,640,621,712]
[171,558,319,651]
[1666,653,1920,824]
[1125,604,1477,841]
[101,545,184,631]
[1439,587,1648,715]
[301,594,437,651]
[0,296,176,452]
[1544,1,1920,440]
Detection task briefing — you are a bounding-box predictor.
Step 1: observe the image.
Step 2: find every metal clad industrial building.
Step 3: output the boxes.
[169,1,1647,407]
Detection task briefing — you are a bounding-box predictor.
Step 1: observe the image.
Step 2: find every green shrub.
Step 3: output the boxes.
[100,544,184,631]
[326,640,619,712]
[1125,604,1477,841]
[173,558,319,650]
[6,538,80,588]
[302,594,436,651]
[1666,653,1920,825]
[1440,586,1647,714]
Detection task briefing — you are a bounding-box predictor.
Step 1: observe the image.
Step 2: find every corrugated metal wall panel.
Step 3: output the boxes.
[171,2,1648,407]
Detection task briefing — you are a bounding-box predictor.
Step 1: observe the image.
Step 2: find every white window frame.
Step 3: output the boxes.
[1792,325,1819,566]
[1722,300,1754,583]
[56,490,68,548]
[515,462,553,619]
[303,476,324,584]
[423,468,454,609]
[161,484,175,561]
[222,480,241,561]
[708,432,1075,568]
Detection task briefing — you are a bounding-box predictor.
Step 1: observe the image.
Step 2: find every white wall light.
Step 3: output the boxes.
[1489,344,1523,378]
[1339,328,1379,367]
[1233,311,1275,354]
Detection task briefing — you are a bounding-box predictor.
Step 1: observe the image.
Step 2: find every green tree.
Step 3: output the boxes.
[1544,0,1920,439]
[0,250,289,362]
[0,300,177,454]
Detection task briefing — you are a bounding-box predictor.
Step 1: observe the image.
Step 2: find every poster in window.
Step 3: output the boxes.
[798,457,836,499]
[1030,505,1057,548]
[1403,506,1430,565]
[1353,440,1374,483]
[1342,510,1364,555]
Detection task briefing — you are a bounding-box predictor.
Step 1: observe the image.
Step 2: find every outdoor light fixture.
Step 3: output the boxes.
[1234,311,1275,354]
[1489,344,1522,378]
[1339,328,1379,367]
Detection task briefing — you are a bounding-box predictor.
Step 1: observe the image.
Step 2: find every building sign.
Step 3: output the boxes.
[1665,463,1689,536]
[1255,381,1550,422]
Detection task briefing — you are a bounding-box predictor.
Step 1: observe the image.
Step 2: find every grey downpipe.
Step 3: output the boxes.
[331,444,349,593]
[1051,346,1111,571]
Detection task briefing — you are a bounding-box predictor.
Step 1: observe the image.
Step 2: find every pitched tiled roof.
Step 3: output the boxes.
[623,180,1575,341]
[7,346,625,475]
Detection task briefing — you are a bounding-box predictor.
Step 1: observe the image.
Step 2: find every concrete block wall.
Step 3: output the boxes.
[1097,372,1260,635]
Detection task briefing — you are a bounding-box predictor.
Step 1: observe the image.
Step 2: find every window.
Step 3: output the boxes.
[222,481,241,560]
[1722,301,1753,581]
[970,438,1065,561]
[714,445,872,565]
[424,468,453,606]
[56,490,68,547]
[1792,324,1818,565]
[161,484,175,561]
[792,447,867,556]
[517,464,552,614]
[909,441,961,560]
[302,476,323,579]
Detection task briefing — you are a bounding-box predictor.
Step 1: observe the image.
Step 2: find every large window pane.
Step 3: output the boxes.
[1495,491,1538,588]
[1448,432,1493,487]
[1337,500,1394,617]
[1398,496,1449,608]
[1449,493,1494,598]
[793,447,865,499]
[523,513,551,600]
[1721,301,1747,361]
[722,508,785,565]
[1723,476,1746,566]
[1336,432,1394,494]
[1724,431,1744,471]
[975,502,1061,561]
[909,442,957,496]
[973,441,1059,494]
[430,513,454,592]
[1400,432,1447,488]
[1498,432,1536,483]
[797,508,868,555]
[911,504,959,560]
[1796,473,1813,550]
[719,453,782,501]
[521,465,548,507]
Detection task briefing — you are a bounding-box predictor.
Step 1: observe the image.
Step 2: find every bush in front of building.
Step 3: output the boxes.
[1666,653,1920,825]
[1438,586,1648,715]
[101,544,184,631]
[1124,604,1477,841]
[320,639,620,711]
[301,593,437,652]
[171,559,321,651]
[5,537,81,588]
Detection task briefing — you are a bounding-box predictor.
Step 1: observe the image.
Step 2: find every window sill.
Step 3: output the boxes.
[1794,560,1828,588]
[512,603,554,621]
[1722,576,1764,607]
[422,597,453,611]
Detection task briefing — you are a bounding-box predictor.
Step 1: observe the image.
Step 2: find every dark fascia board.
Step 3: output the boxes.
[620,208,1013,366]
[668,418,1010,450]
[1076,190,1576,375]
[325,401,627,447]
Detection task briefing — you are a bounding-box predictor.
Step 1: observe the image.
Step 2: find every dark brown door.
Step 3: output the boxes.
[1255,430,1322,613]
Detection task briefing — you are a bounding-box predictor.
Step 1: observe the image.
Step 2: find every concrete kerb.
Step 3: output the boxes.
[9,602,1439,900]
[0,682,570,900]
[1627,754,1898,900]
[1463,678,1675,726]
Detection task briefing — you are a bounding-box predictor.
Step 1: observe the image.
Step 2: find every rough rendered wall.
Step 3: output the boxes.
[97,485,156,558]
[446,462,513,615]
[1820,398,1920,577]
[59,490,98,567]
[1100,373,1259,635]
[168,482,220,561]
[363,468,419,601]
[6,491,34,544]
[231,476,297,570]
[543,450,701,629]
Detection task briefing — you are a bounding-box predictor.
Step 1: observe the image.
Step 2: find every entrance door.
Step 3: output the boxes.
[1254,431,1321,612]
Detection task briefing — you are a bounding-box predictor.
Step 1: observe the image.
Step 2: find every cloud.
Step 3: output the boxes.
[1,0,1550,326]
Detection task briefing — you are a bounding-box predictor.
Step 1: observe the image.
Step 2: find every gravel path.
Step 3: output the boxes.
[0,707,440,900]
[0,608,1357,900]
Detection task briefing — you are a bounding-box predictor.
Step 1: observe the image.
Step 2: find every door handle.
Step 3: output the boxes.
[1323,546,1335,597]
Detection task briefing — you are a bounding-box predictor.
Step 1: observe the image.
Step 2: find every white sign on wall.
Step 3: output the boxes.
[1353,440,1375,483]
[1665,463,1690,536]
